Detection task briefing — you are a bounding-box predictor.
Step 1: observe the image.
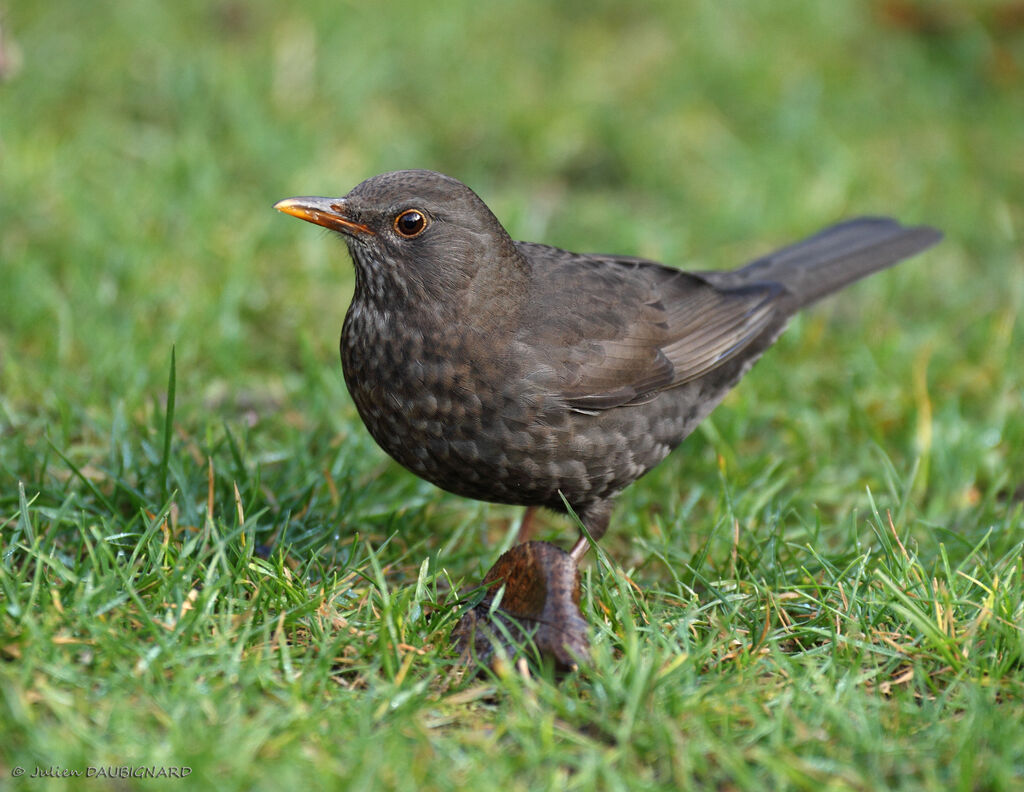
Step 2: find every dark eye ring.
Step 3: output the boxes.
[394,209,428,238]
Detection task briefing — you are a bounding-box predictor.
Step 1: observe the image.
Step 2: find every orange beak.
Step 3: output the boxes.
[273,196,375,236]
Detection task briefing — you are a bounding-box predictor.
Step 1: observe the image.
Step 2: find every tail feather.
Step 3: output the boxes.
[707,218,943,308]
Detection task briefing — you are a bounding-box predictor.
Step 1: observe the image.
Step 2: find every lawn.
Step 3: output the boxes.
[2,1,1023,789]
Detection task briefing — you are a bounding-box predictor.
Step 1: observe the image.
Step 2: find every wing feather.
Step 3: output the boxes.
[515,243,787,412]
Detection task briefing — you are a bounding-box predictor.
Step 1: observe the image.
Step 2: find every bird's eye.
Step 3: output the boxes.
[394,209,428,238]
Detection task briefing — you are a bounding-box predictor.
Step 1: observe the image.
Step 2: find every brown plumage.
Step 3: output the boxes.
[276,170,942,558]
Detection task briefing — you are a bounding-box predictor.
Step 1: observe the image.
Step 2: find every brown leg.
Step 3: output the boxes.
[516,505,538,544]
[569,498,612,562]
[569,535,590,562]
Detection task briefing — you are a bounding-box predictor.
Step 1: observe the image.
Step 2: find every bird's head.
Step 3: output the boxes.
[275,170,523,307]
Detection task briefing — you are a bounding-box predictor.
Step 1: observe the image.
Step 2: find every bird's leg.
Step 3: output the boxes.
[569,535,590,562]
[569,499,612,563]
[452,500,611,668]
[516,505,538,544]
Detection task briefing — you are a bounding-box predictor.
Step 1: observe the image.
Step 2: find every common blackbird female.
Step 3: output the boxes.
[275,170,941,560]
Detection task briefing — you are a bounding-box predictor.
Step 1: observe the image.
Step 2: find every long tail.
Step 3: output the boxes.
[722,217,943,308]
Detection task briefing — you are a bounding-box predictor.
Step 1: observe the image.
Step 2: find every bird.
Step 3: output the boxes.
[275,169,941,561]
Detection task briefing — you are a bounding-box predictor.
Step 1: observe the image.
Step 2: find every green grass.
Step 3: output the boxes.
[2,0,1023,789]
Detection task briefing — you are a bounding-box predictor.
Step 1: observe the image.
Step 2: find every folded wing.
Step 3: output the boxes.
[516,243,788,412]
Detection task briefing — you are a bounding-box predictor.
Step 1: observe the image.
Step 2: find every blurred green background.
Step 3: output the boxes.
[1,0,1023,788]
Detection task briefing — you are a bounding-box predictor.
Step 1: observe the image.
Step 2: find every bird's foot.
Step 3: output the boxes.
[451,540,589,671]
